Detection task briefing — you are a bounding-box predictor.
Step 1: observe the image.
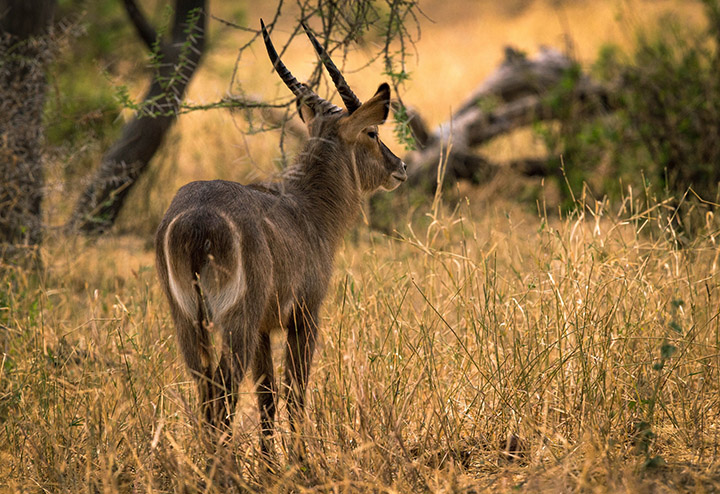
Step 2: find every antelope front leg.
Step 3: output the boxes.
[283,306,317,458]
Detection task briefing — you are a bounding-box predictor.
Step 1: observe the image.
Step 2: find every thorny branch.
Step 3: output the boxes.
[69,0,206,234]
[210,1,422,161]
[70,1,421,236]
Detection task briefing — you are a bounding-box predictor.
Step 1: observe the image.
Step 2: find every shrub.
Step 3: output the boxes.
[539,0,720,219]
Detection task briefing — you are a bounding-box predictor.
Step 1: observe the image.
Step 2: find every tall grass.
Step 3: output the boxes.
[4,2,716,491]
[2,186,720,492]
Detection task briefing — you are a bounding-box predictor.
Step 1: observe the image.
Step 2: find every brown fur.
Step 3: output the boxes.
[155,84,406,455]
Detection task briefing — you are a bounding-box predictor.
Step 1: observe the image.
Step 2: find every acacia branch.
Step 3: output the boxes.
[69,1,422,235]
[221,94,307,140]
[69,0,206,234]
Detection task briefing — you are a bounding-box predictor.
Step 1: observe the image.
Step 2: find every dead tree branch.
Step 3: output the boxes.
[403,47,616,188]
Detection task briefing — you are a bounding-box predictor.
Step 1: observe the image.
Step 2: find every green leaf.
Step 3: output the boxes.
[660,343,677,359]
[643,455,666,469]
[668,320,683,333]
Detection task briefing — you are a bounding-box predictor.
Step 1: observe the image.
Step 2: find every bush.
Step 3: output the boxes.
[619,2,720,202]
[539,0,720,216]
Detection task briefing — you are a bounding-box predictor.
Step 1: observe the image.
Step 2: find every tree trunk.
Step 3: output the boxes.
[0,0,56,264]
[69,0,206,235]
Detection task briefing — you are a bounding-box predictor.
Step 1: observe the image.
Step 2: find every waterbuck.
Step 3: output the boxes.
[155,20,407,455]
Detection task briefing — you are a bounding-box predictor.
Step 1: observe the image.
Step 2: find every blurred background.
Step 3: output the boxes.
[5,2,720,491]
[34,0,707,246]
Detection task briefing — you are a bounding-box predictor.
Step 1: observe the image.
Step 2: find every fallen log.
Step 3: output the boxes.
[403,46,615,188]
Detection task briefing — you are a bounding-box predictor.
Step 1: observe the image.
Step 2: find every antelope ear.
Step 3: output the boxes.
[341,83,390,138]
[297,99,316,124]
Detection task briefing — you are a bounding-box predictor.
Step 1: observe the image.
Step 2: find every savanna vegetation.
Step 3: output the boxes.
[2,1,720,492]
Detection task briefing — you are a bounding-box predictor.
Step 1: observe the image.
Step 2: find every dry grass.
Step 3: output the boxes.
[3,1,719,492]
[5,188,720,492]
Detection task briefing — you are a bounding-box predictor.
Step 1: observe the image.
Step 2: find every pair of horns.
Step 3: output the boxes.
[260,19,362,115]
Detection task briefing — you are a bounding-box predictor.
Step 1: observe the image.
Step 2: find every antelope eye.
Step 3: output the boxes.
[367,130,378,140]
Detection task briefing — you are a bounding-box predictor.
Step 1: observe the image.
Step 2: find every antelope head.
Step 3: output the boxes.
[260,20,407,193]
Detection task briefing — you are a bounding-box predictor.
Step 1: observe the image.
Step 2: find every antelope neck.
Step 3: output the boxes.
[284,141,362,244]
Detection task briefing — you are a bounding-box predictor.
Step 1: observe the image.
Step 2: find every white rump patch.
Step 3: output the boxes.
[165,215,197,318]
[201,212,245,320]
[164,212,246,321]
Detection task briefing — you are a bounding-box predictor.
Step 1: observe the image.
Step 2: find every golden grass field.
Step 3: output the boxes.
[3,0,720,492]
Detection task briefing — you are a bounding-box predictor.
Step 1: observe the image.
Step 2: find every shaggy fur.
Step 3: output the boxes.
[155,83,406,454]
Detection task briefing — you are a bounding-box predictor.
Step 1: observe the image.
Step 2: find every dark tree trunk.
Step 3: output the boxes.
[69,0,206,235]
[0,0,56,264]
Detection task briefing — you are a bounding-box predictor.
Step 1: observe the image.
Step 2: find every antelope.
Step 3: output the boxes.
[155,20,407,455]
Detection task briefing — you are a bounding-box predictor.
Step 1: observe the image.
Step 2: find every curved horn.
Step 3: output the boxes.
[301,22,362,113]
[260,19,342,115]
